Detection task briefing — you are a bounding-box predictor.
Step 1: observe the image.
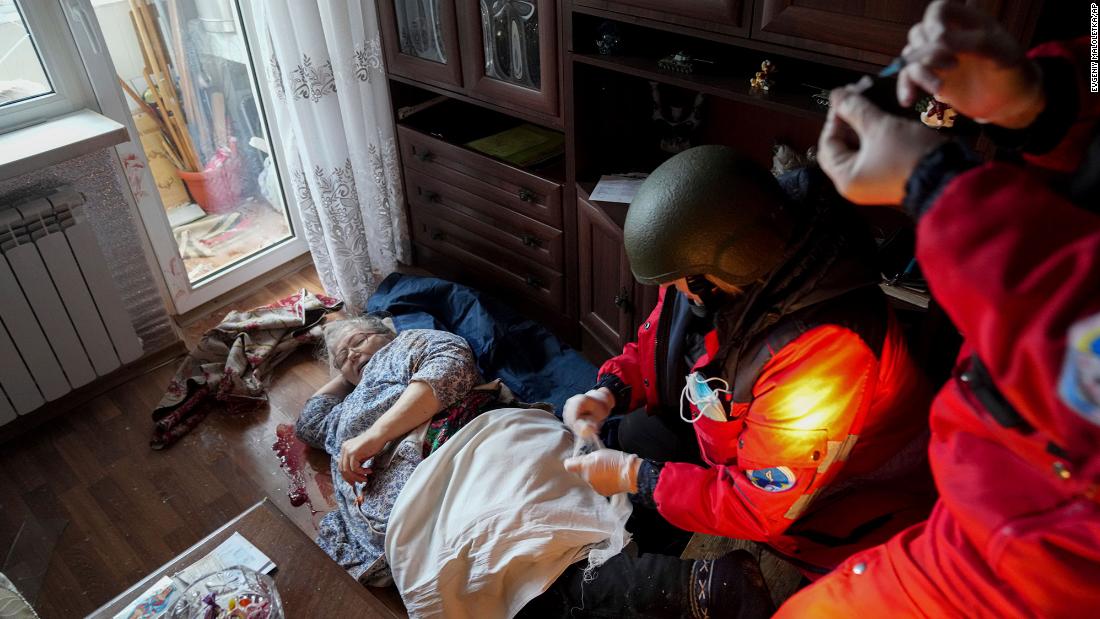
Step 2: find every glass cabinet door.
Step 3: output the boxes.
[460,0,558,119]
[396,0,448,63]
[478,0,540,90]
[378,0,463,89]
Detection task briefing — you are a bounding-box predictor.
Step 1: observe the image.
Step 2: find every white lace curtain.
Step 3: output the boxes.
[253,0,410,312]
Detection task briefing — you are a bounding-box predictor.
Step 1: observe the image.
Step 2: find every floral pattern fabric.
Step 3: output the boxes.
[295,329,482,585]
[151,289,342,449]
[422,388,498,458]
[255,1,410,313]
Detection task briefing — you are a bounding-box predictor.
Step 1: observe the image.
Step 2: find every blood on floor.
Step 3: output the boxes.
[272,423,336,526]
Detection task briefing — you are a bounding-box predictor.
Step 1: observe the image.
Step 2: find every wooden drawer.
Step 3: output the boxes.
[409,204,564,312]
[405,170,563,270]
[398,125,563,228]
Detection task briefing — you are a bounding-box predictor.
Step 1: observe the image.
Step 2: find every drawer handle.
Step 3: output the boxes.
[613,288,631,310]
[521,234,541,248]
[525,274,543,289]
[518,188,535,203]
[431,231,446,241]
[415,150,434,162]
[424,190,441,203]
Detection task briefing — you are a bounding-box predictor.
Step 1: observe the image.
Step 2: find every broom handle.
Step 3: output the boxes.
[131,0,201,171]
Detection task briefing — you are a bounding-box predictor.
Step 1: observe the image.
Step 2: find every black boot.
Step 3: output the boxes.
[689,550,775,619]
[519,548,774,618]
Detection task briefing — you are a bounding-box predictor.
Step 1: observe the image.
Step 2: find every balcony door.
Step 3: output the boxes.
[63,0,308,313]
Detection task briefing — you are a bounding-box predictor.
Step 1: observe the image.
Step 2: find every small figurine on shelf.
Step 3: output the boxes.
[658,51,715,74]
[650,81,706,154]
[595,21,624,55]
[750,59,777,92]
[803,83,831,108]
[919,97,958,129]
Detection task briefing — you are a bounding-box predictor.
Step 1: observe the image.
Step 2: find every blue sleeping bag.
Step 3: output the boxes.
[366,273,596,414]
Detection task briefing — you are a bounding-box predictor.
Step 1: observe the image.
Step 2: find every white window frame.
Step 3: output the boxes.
[59,0,310,314]
[0,0,93,134]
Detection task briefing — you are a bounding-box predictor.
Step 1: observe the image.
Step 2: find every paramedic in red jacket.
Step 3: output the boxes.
[776,2,1100,616]
[563,145,936,575]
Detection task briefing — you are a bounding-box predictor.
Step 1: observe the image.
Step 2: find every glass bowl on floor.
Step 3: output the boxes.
[167,565,283,619]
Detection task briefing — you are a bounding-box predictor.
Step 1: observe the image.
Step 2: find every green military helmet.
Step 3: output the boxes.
[624,145,795,287]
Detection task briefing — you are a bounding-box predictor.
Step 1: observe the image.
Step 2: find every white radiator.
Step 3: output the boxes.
[0,187,144,425]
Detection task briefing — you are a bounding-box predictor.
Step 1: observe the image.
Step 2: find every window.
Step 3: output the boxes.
[0,1,51,105]
[0,0,91,133]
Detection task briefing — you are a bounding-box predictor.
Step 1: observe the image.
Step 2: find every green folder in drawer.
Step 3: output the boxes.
[465,124,565,168]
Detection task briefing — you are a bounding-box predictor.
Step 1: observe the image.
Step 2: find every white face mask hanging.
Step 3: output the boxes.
[680,371,731,424]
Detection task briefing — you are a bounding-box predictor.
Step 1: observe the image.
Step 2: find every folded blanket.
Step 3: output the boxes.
[151,289,342,449]
[367,274,596,413]
[386,408,632,619]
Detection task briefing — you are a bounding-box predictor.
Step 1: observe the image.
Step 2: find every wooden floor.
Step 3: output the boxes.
[0,265,407,618]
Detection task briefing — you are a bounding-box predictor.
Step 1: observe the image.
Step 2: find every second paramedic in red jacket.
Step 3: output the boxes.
[776,2,1100,616]
[564,145,936,574]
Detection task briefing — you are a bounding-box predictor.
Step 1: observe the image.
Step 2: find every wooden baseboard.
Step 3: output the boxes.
[0,340,188,445]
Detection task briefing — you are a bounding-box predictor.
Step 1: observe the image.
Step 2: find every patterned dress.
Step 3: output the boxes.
[295,329,481,585]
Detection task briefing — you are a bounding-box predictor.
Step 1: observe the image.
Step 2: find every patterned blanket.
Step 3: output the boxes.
[151,289,342,449]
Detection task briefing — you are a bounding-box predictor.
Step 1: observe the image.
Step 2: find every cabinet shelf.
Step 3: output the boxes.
[572,52,827,122]
[570,3,883,74]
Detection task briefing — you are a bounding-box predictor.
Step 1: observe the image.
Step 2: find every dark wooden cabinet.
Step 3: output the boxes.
[406,168,565,270]
[398,124,563,226]
[577,188,634,355]
[377,0,465,90]
[576,185,666,359]
[397,116,568,332]
[577,187,660,358]
[459,0,560,117]
[378,0,561,122]
[574,0,751,37]
[752,0,1037,66]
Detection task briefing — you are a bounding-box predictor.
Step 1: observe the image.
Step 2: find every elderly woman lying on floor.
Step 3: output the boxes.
[297,317,774,619]
[295,315,485,585]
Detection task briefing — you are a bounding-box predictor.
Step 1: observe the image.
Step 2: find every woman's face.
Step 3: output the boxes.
[333,329,393,385]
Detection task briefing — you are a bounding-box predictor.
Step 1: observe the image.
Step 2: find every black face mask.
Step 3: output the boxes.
[685,275,722,317]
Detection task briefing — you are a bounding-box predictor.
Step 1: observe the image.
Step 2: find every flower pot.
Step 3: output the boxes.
[177,142,241,215]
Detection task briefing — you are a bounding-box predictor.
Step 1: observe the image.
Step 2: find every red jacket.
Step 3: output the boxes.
[601,285,934,571]
[776,39,1100,617]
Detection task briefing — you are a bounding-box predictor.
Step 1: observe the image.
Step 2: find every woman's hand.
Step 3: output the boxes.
[563,388,615,439]
[898,0,1043,129]
[338,428,387,484]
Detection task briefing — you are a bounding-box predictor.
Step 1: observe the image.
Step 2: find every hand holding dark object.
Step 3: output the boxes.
[338,429,384,484]
[898,0,1044,128]
[817,85,946,205]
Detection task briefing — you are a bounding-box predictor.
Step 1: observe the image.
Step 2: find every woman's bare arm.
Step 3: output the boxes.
[337,380,442,483]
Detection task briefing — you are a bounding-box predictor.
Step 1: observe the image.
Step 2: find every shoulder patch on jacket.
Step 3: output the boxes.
[745,466,796,492]
[1059,312,1100,424]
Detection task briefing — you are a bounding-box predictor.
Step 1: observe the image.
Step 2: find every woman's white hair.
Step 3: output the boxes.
[320,315,396,368]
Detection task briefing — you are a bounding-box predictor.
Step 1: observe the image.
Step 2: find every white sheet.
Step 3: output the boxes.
[385,408,632,618]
